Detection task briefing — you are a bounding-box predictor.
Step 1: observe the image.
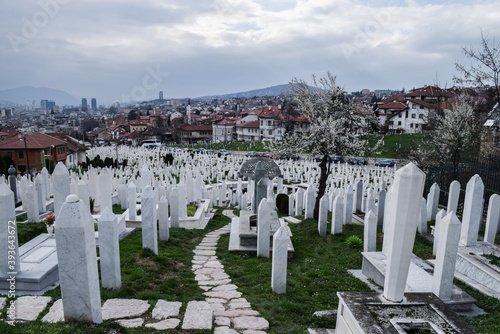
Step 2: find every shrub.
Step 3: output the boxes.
[89,197,95,213]
[187,205,197,217]
[276,194,289,214]
[163,153,174,165]
[346,235,363,249]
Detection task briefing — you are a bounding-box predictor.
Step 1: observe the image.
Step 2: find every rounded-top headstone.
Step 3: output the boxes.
[66,194,79,203]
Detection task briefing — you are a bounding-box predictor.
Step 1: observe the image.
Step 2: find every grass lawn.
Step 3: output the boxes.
[175,133,429,159]
[1,208,230,333]
[217,217,500,334]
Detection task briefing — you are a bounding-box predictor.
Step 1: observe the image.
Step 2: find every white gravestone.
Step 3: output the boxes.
[304,185,315,219]
[343,185,353,225]
[331,195,344,235]
[447,180,460,214]
[98,208,121,289]
[128,182,137,220]
[432,209,447,257]
[257,198,271,258]
[460,175,484,247]
[271,227,289,294]
[484,194,500,245]
[382,163,425,302]
[0,184,20,276]
[364,210,377,252]
[158,195,170,241]
[377,188,386,226]
[432,211,461,301]
[99,169,113,213]
[55,194,102,323]
[426,183,440,222]
[25,184,39,223]
[52,162,70,218]
[142,185,158,255]
[170,188,180,228]
[418,198,428,234]
[318,195,329,237]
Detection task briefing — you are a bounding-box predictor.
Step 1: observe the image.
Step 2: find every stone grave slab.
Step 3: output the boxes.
[361,251,476,311]
[0,234,59,294]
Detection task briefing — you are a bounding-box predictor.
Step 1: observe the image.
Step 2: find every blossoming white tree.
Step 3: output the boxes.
[270,72,376,219]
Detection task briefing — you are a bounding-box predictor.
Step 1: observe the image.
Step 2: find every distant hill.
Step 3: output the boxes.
[0,86,79,106]
[196,84,291,100]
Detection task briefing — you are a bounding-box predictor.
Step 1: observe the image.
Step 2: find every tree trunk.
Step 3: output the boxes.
[314,155,330,220]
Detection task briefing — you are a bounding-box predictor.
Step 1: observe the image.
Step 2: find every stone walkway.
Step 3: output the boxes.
[2,209,269,332]
[193,209,269,333]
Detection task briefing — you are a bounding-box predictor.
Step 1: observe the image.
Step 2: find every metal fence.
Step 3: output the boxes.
[424,155,500,214]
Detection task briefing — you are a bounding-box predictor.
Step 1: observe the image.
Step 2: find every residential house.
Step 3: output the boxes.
[212,118,234,143]
[129,119,148,132]
[0,132,67,174]
[258,106,286,141]
[179,124,212,144]
[47,133,88,169]
[235,121,260,141]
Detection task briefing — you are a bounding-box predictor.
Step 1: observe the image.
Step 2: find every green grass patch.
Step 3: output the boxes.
[366,133,429,159]
[16,223,47,247]
[112,204,126,215]
[16,214,27,222]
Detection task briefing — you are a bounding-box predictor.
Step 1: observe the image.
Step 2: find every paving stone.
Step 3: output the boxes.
[116,318,144,328]
[196,246,217,250]
[182,301,212,330]
[215,316,231,326]
[102,299,150,320]
[192,260,206,264]
[15,296,52,321]
[214,326,239,334]
[152,300,182,319]
[209,302,226,314]
[193,250,216,256]
[204,290,242,300]
[243,331,269,334]
[306,329,336,334]
[229,302,252,310]
[313,310,337,318]
[211,272,231,280]
[212,284,238,291]
[200,242,218,246]
[233,316,269,330]
[192,264,203,269]
[205,261,224,268]
[42,299,64,323]
[231,298,249,303]
[193,255,210,261]
[197,278,232,286]
[145,318,181,329]
[195,274,211,281]
[206,298,227,303]
[200,286,212,291]
[215,309,260,317]
[195,267,226,276]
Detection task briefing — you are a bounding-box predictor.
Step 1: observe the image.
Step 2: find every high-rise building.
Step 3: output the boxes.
[81,98,88,111]
[159,90,163,101]
[91,98,97,111]
[41,99,56,111]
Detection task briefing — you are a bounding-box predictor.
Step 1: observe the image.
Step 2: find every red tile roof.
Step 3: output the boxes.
[0,132,66,150]
[378,102,408,110]
[180,125,213,131]
[214,118,234,126]
[380,94,406,104]
[130,120,147,125]
[405,86,452,98]
[235,121,259,128]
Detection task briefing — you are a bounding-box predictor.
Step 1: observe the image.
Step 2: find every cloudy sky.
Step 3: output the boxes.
[1,0,499,104]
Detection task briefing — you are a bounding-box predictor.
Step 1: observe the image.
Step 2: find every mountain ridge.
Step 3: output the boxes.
[195,84,291,100]
[0,86,79,106]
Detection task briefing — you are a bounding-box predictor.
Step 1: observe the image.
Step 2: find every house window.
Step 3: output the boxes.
[398,121,402,126]
[410,123,414,128]
[18,151,24,159]
[420,106,424,109]
[267,120,272,126]
[412,105,416,109]
[419,114,424,119]
[268,130,272,135]
[388,121,394,125]
[398,114,402,118]
[411,114,416,118]
[260,120,263,126]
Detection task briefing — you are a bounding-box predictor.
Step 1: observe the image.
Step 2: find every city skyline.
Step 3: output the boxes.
[1,0,499,104]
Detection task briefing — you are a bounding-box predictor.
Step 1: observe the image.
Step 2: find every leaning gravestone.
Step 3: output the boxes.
[460,175,484,247]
